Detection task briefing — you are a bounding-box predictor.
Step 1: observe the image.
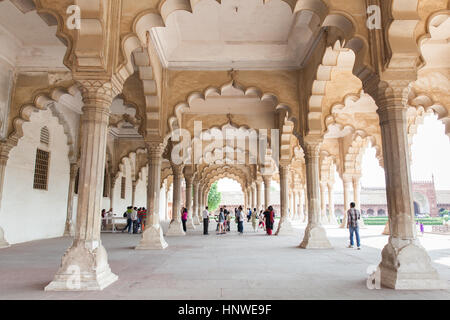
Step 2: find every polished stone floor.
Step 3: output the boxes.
[0,221,449,299]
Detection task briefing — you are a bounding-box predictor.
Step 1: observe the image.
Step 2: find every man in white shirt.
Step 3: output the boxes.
[203,206,210,235]
[131,207,138,234]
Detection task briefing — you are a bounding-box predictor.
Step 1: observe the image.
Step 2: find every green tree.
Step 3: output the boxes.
[207,182,222,211]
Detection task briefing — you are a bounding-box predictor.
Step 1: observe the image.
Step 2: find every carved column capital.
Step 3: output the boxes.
[77,80,119,110]
[146,142,164,160]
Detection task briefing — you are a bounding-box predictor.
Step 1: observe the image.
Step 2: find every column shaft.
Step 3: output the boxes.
[375,85,442,289]
[46,81,118,291]
[64,163,79,237]
[0,151,11,248]
[136,143,168,249]
[300,140,331,248]
[276,165,293,235]
[185,176,195,229]
[167,164,185,236]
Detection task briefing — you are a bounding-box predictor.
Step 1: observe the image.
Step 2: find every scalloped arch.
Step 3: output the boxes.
[7,85,80,163]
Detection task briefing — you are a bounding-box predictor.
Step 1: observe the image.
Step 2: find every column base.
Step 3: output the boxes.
[299,224,332,249]
[378,237,446,290]
[186,219,196,230]
[0,227,10,248]
[135,224,168,250]
[193,215,201,225]
[63,221,74,237]
[166,220,186,236]
[275,218,294,235]
[382,221,390,235]
[45,241,117,291]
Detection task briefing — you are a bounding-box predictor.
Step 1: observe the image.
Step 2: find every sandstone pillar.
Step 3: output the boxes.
[256,180,262,211]
[262,175,271,209]
[276,164,293,235]
[289,191,294,219]
[131,180,137,207]
[298,189,305,222]
[375,81,443,289]
[184,174,195,230]
[193,181,200,225]
[353,175,366,227]
[136,143,168,250]
[320,181,329,224]
[327,183,338,225]
[109,174,115,212]
[339,175,352,228]
[302,186,308,223]
[300,139,332,249]
[0,149,11,248]
[166,164,185,236]
[64,163,79,237]
[252,184,256,210]
[46,81,118,291]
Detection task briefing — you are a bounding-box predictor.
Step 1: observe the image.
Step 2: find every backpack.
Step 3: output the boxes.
[123,212,127,218]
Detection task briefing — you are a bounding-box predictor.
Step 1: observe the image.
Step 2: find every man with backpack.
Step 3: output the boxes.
[347,202,361,250]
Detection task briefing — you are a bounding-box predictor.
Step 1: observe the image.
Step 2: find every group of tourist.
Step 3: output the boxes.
[99,200,365,249]
[198,205,277,236]
[101,206,147,234]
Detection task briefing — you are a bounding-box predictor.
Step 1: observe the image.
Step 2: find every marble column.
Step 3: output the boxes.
[0,149,11,248]
[276,164,293,235]
[166,164,185,236]
[292,191,298,220]
[339,175,352,228]
[353,175,366,227]
[298,189,305,222]
[302,186,308,223]
[136,143,168,250]
[256,180,262,212]
[185,175,195,230]
[262,175,271,209]
[288,191,294,219]
[109,174,115,212]
[375,82,442,289]
[319,181,329,224]
[252,184,256,210]
[327,182,338,225]
[131,179,137,207]
[193,181,200,225]
[46,81,118,291]
[64,163,79,237]
[300,139,332,249]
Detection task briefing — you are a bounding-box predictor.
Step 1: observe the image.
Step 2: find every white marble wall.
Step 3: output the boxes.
[0,108,70,244]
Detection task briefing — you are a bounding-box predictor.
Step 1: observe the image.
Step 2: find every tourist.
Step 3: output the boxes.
[264,206,275,235]
[101,209,107,230]
[251,208,258,232]
[121,206,133,233]
[247,208,252,222]
[203,206,210,235]
[420,222,425,235]
[217,207,225,234]
[237,205,245,234]
[131,207,139,234]
[181,207,188,232]
[347,202,361,249]
[226,210,232,232]
[258,210,265,231]
[138,207,147,232]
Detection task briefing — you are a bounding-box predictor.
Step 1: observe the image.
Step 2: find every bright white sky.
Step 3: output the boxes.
[217,115,450,192]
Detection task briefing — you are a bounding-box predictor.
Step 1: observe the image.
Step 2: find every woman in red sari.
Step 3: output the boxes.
[264,206,275,235]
